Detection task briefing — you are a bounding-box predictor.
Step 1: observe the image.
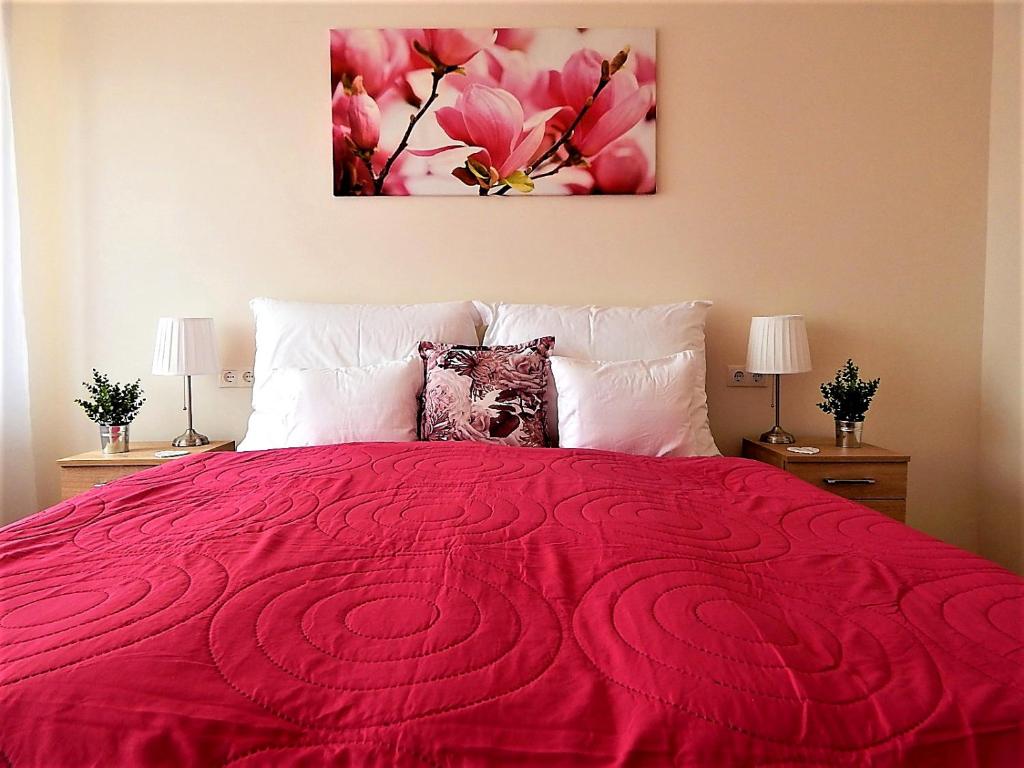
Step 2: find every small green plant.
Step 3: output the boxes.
[74,369,146,425]
[817,359,880,422]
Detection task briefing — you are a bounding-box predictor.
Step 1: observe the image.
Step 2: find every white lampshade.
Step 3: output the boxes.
[746,315,812,375]
[152,317,219,376]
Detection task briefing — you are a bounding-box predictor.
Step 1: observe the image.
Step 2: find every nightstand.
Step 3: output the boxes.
[741,437,910,522]
[57,440,235,501]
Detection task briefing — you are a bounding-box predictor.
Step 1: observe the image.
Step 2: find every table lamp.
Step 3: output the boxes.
[152,317,219,447]
[746,315,812,444]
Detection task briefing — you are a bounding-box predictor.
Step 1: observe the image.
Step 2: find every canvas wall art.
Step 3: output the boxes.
[331,28,656,196]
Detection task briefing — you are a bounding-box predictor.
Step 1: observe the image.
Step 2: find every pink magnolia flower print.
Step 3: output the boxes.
[494,28,537,53]
[345,81,381,151]
[557,48,654,158]
[632,51,656,87]
[416,85,561,190]
[330,29,410,98]
[631,50,657,119]
[419,338,554,448]
[419,28,497,68]
[329,28,656,196]
[332,125,373,195]
[333,76,381,152]
[455,47,537,109]
[591,138,655,194]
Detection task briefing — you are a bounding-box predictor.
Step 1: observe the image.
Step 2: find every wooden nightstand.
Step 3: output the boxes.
[741,437,910,522]
[57,440,235,501]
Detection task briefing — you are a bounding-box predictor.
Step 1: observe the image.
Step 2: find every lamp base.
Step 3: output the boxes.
[171,428,209,448]
[759,425,796,444]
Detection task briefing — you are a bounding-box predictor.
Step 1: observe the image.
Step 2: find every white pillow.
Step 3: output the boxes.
[252,298,480,374]
[549,351,720,457]
[478,301,711,360]
[238,357,422,450]
[242,298,479,450]
[478,301,712,444]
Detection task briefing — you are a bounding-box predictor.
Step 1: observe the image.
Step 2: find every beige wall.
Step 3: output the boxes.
[8,2,1001,563]
[979,1,1023,572]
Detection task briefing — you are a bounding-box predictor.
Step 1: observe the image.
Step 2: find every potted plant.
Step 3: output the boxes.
[817,359,880,448]
[74,369,146,455]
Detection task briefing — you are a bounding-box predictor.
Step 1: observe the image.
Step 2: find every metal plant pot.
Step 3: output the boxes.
[835,419,864,448]
[100,424,130,455]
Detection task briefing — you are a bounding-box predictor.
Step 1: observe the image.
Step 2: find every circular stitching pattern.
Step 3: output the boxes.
[115,447,371,492]
[573,558,943,750]
[0,495,108,551]
[342,595,441,640]
[369,443,548,485]
[900,571,1024,690]
[554,488,790,563]
[315,487,547,551]
[722,463,998,573]
[549,451,708,491]
[775,499,993,571]
[722,462,816,497]
[210,554,561,729]
[689,597,800,647]
[0,553,226,686]
[299,580,480,663]
[72,488,321,552]
[2,588,110,629]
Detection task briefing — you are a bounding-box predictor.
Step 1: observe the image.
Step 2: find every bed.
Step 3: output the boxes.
[2,441,1022,766]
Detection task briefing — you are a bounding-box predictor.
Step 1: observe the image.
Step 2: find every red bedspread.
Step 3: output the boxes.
[1,443,1021,766]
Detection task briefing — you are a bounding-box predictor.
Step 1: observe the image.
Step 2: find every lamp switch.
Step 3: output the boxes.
[219,369,253,388]
[727,366,768,387]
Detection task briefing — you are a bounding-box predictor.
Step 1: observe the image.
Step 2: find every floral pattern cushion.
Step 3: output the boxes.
[419,337,554,448]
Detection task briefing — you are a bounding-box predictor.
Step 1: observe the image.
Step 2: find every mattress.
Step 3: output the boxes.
[1,443,1021,766]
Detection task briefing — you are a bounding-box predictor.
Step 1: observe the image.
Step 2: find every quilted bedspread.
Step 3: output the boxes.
[1,443,1022,767]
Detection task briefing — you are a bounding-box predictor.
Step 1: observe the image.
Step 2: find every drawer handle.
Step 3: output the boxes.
[93,482,108,488]
[823,478,876,485]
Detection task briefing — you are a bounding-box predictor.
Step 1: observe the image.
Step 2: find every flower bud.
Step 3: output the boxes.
[346,76,381,151]
[609,46,630,75]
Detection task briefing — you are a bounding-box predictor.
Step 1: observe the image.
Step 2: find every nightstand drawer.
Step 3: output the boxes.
[859,499,906,522]
[788,462,907,499]
[59,465,152,500]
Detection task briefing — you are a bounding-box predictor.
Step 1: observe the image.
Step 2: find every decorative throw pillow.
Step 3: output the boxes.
[419,337,554,448]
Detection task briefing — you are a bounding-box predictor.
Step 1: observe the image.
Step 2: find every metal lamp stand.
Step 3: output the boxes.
[759,373,796,444]
[172,374,209,447]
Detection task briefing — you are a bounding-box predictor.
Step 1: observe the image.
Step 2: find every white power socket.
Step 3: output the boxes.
[219,368,254,388]
[727,366,768,387]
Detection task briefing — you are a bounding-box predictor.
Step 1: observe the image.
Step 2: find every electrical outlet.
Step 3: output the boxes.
[727,366,768,387]
[219,369,254,388]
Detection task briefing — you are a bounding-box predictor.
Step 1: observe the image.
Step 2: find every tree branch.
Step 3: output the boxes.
[525,75,611,175]
[357,153,376,189]
[492,71,612,196]
[375,69,448,194]
[530,157,575,181]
